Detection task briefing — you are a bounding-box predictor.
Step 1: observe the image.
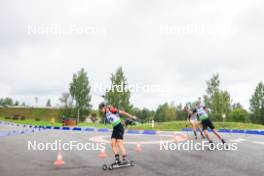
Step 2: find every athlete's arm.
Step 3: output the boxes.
[184,106,192,121]
[119,110,137,120]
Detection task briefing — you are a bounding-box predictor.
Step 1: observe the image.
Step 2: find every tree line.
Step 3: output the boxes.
[0,97,22,107]
[59,67,264,124]
[0,97,52,108]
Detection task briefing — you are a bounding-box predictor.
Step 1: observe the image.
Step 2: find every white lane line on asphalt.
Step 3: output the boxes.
[89,134,177,145]
[228,138,264,145]
[228,138,247,143]
[252,141,264,145]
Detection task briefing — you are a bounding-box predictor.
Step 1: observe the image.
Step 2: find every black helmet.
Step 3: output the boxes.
[98,102,106,109]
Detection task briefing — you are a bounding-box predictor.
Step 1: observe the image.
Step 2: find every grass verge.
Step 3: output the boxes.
[1,117,264,131]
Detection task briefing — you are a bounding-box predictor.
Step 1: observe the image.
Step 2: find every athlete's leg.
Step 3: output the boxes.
[201,120,211,141]
[117,139,127,163]
[193,121,203,137]
[116,139,126,156]
[203,129,212,141]
[111,138,120,163]
[207,119,225,143]
[191,121,197,139]
[111,138,119,154]
[211,129,225,143]
[211,129,222,140]
[197,124,205,138]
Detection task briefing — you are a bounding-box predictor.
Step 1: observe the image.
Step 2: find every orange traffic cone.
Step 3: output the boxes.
[181,134,189,140]
[173,134,183,142]
[173,136,178,142]
[173,133,179,142]
[135,143,143,152]
[54,151,65,167]
[98,149,108,158]
[174,133,189,142]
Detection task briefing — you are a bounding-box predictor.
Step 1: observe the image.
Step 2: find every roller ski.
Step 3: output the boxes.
[102,159,135,170]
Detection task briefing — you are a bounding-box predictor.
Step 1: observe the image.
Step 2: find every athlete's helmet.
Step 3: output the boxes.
[98,102,106,110]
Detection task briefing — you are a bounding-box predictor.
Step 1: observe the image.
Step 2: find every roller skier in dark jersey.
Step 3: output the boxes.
[99,102,137,165]
[193,102,226,145]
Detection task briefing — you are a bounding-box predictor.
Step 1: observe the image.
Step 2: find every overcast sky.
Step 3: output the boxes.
[0,0,263,110]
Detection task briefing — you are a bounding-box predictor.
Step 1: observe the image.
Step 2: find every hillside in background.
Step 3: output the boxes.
[0,107,61,121]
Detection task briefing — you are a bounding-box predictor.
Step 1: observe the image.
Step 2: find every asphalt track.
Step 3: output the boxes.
[0,123,264,176]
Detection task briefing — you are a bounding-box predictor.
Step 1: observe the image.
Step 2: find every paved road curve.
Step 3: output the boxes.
[0,124,263,176]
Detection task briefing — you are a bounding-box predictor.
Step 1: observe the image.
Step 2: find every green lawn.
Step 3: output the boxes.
[129,121,264,131]
[1,117,264,131]
[0,107,60,120]
[0,117,61,126]
[0,116,112,128]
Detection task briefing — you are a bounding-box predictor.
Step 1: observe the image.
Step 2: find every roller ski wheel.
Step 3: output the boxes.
[130,161,135,166]
[108,164,114,170]
[102,164,108,170]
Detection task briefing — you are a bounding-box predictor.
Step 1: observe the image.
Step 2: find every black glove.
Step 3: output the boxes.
[124,118,134,126]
